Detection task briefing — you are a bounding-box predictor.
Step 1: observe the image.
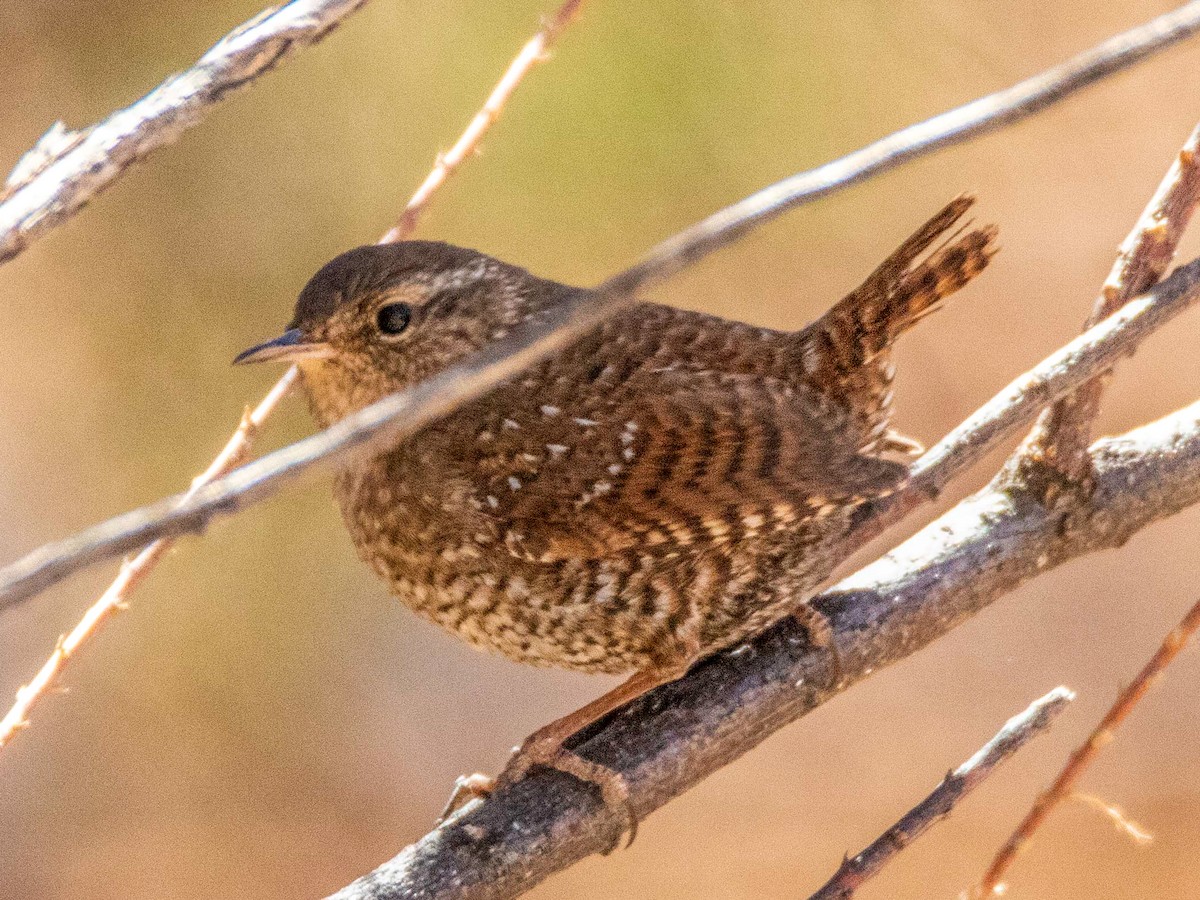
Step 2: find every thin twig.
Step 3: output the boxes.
[0,369,297,750]
[976,597,1200,896]
[4,2,1200,607]
[808,688,1074,900]
[0,0,588,754]
[379,0,585,244]
[1017,123,1200,495]
[3,249,1200,609]
[0,0,373,265]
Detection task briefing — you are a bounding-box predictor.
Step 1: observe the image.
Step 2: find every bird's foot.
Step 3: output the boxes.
[438,667,680,846]
[792,602,843,687]
[435,734,638,850]
[496,730,638,852]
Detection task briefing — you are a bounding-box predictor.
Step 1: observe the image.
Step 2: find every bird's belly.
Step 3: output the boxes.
[373,548,670,674]
[356,528,840,675]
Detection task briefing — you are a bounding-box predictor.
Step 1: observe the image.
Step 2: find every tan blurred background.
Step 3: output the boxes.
[3,2,1200,897]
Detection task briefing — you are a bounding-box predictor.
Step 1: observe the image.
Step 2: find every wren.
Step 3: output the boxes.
[236,196,996,828]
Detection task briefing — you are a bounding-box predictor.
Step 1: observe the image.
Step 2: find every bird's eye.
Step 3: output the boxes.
[375,302,412,336]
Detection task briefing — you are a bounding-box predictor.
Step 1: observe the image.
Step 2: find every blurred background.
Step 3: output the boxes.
[3,1,1200,897]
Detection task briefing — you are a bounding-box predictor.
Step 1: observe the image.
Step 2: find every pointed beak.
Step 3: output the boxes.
[233,328,332,365]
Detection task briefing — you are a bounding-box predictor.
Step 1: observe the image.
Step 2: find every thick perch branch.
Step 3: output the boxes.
[0,0,372,265]
[326,397,1200,900]
[5,0,1200,606]
[809,688,1074,900]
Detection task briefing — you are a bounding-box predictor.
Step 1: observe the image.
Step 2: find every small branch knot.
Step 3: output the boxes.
[1005,445,1097,513]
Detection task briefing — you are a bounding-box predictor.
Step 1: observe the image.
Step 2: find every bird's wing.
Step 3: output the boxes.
[496,369,908,563]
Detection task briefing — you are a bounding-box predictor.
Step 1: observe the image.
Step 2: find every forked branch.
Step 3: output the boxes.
[1016,123,1200,495]
[809,688,1073,900]
[969,120,1200,898]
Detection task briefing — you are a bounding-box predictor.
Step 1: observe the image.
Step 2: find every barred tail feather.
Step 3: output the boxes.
[796,195,998,452]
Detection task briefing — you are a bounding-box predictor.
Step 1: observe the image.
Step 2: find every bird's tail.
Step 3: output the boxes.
[795,195,998,454]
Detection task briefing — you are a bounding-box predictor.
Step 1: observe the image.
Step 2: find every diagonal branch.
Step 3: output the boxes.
[0,0,589,755]
[379,0,585,244]
[325,395,1200,900]
[6,1,1200,607]
[4,244,1200,611]
[0,0,374,265]
[1016,123,1200,497]
[808,687,1074,900]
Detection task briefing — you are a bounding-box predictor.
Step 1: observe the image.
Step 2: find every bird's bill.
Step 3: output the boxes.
[233,328,333,365]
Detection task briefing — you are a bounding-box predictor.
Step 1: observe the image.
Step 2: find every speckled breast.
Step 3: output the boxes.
[333,443,847,676]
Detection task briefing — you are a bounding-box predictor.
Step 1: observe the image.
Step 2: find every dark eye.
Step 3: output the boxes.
[375,302,412,336]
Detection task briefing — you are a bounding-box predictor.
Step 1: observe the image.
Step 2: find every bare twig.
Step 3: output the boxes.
[5,3,1200,607]
[617,0,1200,275]
[0,0,588,754]
[3,252,1200,608]
[1016,123,1200,495]
[976,596,1200,896]
[324,398,1200,900]
[0,0,374,265]
[379,0,585,244]
[0,369,297,749]
[808,688,1074,900]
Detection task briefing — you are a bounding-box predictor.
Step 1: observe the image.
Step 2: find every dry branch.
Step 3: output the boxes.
[977,597,1200,895]
[0,0,588,754]
[808,688,1074,900]
[379,0,585,244]
[4,1,1200,606]
[0,0,373,265]
[4,4,1200,898]
[1017,123,1200,494]
[326,394,1200,900]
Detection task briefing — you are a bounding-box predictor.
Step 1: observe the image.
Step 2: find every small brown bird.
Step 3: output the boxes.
[236,196,995,821]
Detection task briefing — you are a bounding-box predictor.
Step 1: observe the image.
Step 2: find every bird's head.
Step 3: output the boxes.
[235,242,563,426]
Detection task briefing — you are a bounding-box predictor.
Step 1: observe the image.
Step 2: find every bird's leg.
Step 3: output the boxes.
[439,664,687,848]
[791,600,842,686]
[501,663,689,848]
